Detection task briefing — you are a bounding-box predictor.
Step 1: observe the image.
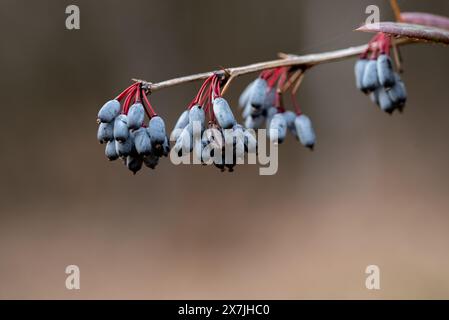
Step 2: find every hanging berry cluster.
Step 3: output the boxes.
[95,34,412,175]
[96,83,169,174]
[239,67,316,149]
[354,32,407,114]
[171,73,257,172]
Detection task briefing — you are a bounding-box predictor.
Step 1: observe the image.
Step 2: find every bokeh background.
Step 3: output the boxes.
[0,0,448,299]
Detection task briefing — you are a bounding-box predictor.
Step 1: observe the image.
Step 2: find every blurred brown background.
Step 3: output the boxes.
[0,0,448,299]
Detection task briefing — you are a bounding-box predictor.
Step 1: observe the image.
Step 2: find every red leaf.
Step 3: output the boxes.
[401,12,449,31]
[357,22,449,45]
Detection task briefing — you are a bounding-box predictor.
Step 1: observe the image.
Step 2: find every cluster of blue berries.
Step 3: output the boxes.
[171,74,257,172]
[355,33,407,114]
[94,24,440,176]
[239,68,316,149]
[96,83,169,174]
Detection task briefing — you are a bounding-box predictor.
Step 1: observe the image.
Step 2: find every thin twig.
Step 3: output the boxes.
[220,74,236,97]
[292,72,306,95]
[389,0,404,22]
[391,39,403,73]
[281,69,303,93]
[132,38,412,93]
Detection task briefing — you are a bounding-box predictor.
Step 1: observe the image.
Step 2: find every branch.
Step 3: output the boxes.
[132,38,412,93]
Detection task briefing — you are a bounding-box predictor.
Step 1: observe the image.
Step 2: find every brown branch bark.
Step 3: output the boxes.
[132,38,412,93]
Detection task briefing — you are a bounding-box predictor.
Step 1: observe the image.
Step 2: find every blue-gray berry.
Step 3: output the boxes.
[143,154,159,169]
[127,103,145,130]
[238,80,256,109]
[362,60,380,92]
[265,106,278,129]
[263,88,277,109]
[388,74,407,109]
[115,135,134,157]
[213,97,236,129]
[249,78,268,110]
[377,54,396,88]
[242,102,252,119]
[98,99,121,123]
[377,88,395,114]
[245,115,264,129]
[105,140,119,161]
[162,136,170,157]
[97,121,114,144]
[126,155,143,175]
[133,127,152,156]
[189,105,206,131]
[370,89,380,106]
[294,114,316,150]
[113,114,129,142]
[173,110,189,132]
[355,59,369,93]
[174,123,193,156]
[269,113,287,144]
[283,110,297,136]
[148,116,166,146]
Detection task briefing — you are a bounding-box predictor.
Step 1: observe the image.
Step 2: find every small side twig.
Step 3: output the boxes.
[220,74,236,97]
[281,69,303,93]
[391,39,404,73]
[292,72,305,95]
[389,0,404,22]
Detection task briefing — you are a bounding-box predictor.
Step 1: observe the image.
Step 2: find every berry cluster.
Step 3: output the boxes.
[171,74,256,172]
[239,68,316,149]
[355,33,407,114]
[96,83,169,174]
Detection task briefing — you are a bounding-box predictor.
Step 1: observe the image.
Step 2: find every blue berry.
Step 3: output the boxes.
[113,114,129,142]
[388,74,407,109]
[98,99,121,123]
[377,88,395,114]
[283,110,297,136]
[263,88,277,109]
[162,136,170,157]
[265,106,278,128]
[238,80,256,108]
[173,110,189,133]
[223,125,242,148]
[232,126,246,161]
[204,125,224,149]
[213,97,236,129]
[105,141,119,161]
[133,127,152,156]
[269,113,287,144]
[243,129,257,153]
[362,60,380,92]
[189,105,206,131]
[126,155,143,175]
[245,115,265,129]
[127,103,145,130]
[355,59,369,93]
[370,89,380,106]
[242,102,252,119]
[377,54,396,88]
[143,154,159,169]
[115,135,134,157]
[97,121,114,144]
[174,123,193,156]
[249,78,268,110]
[294,114,316,150]
[148,116,166,146]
